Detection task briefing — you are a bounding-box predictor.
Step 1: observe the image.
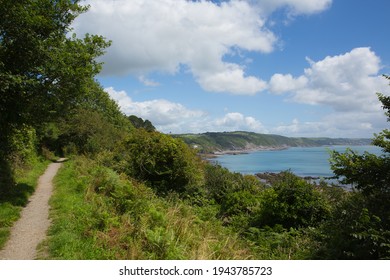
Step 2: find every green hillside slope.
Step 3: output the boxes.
[174,131,372,153]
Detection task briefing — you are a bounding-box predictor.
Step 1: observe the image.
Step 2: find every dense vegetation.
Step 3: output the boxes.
[1,1,389,260]
[175,131,372,154]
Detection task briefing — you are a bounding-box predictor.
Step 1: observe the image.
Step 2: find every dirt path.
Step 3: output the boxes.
[0,159,66,260]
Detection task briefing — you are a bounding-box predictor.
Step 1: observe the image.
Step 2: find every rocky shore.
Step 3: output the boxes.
[204,144,289,158]
[255,171,339,186]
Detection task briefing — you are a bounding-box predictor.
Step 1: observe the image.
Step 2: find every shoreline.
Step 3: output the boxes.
[200,143,377,159]
[201,145,290,158]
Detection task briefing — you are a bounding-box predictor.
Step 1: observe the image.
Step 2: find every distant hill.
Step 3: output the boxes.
[173,131,373,154]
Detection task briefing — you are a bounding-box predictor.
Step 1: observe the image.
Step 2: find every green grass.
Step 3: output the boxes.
[0,158,50,249]
[45,157,252,259]
[45,159,115,259]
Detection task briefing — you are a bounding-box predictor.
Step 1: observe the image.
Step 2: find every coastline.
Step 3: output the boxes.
[201,145,290,158]
[200,143,377,159]
[202,145,381,183]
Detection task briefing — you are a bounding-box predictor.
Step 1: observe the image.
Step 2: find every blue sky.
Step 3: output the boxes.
[73,0,390,137]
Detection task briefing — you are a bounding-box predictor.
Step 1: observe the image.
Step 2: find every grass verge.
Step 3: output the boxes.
[0,158,50,249]
[45,156,252,259]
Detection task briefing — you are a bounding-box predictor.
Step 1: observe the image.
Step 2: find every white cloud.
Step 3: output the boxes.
[138,75,160,87]
[73,0,277,95]
[269,73,308,94]
[270,48,388,112]
[73,0,331,96]
[105,87,268,133]
[72,1,390,138]
[214,112,268,132]
[105,87,205,129]
[105,83,387,137]
[268,48,389,137]
[272,111,385,138]
[198,64,268,95]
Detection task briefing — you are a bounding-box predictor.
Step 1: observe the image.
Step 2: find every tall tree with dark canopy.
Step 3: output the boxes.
[326,75,390,259]
[0,0,109,191]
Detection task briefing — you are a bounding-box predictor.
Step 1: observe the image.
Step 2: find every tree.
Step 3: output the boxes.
[121,130,204,194]
[0,0,109,194]
[57,108,128,156]
[331,75,390,205]
[328,75,390,259]
[0,0,110,152]
[253,171,330,229]
[128,115,156,132]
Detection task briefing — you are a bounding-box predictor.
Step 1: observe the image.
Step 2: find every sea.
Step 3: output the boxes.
[209,145,383,179]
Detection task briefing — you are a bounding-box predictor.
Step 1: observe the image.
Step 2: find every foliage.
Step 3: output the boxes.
[0,0,109,132]
[245,226,320,259]
[57,108,129,156]
[328,75,390,259]
[330,76,390,198]
[203,164,244,204]
[6,125,38,165]
[0,125,39,196]
[37,122,62,155]
[75,80,131,129]
[315,191,390,259]
[34,80,133,157]
[201,164,263,228]
[253,172,330,229]
[128,115,155,132]
[0,0,109,193]
[120,130,205,194]
[330,149,389,196]
[46,157,251,260]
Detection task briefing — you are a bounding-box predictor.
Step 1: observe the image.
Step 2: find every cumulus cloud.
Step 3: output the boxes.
[269,73,308,94]
[105,87,267,133]
[272,118,339,137]
[73,0,331,95]
[269,48,388,112]
[272,110,385,138]
[268,48,389,136]
[198,64,268,95]
[105,87,205,129]
[214,112,268,132]
[138,75,160,87]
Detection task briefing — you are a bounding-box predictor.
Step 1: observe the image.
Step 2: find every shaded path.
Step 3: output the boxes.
[0,159,66,260]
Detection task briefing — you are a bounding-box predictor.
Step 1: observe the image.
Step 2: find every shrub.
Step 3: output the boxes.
[316,191,390,259]
[254,172,330,229]
[58,108,128,156]
[8,125,38,166]
[121,130,204,194]
[202,164,264,229]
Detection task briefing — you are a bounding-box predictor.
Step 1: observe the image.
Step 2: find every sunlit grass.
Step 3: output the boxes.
[45,157,252,259]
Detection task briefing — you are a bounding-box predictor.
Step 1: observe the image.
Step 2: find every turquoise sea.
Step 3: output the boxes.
[210,145,383,178]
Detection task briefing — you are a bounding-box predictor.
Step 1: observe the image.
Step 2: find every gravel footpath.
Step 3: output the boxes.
[0,159,66,260]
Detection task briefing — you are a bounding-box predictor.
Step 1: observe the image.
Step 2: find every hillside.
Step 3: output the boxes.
[174,131,373,154]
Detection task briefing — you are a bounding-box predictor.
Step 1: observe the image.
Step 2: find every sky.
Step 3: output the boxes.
[72,0,390,138]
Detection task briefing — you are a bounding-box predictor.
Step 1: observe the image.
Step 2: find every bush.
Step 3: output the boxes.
[8,125,38,166]
[121,130,205,194]
[58,108,129,156]
[316,191,390,259]
[201,164,264,229]
[254,172,330,229]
